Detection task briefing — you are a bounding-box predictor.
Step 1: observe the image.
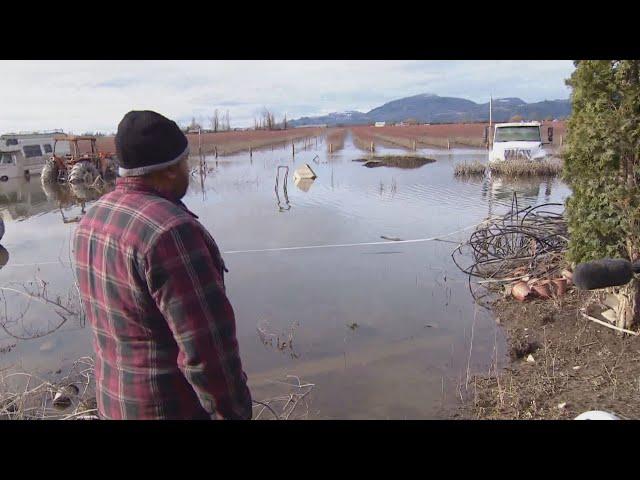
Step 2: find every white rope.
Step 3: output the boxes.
[2,261,66,268]
[222,221,487,255]
[1,218,496,267]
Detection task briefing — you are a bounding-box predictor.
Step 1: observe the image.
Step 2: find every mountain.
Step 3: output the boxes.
[288,94,571,126]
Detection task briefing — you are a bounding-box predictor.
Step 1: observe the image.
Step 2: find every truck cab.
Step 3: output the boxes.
[489,122,550,163]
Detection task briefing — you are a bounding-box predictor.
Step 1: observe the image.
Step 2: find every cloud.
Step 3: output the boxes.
[0,60,574,133]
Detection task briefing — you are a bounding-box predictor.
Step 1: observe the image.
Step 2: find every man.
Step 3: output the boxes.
[73,110,252,420]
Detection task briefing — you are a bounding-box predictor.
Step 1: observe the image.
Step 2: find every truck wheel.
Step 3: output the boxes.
[41,158,60,184]
[69,162,99,185]
[0,176,8,182]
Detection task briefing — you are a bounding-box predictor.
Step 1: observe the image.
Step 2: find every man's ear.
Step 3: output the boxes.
[164,164,180,180]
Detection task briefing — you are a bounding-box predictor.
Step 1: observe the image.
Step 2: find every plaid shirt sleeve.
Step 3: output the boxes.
[144,219,252,420]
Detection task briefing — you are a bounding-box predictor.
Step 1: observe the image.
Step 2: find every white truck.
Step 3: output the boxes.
[488,121,553,163]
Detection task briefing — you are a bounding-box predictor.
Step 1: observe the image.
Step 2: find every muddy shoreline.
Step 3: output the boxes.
[457,290,640,420]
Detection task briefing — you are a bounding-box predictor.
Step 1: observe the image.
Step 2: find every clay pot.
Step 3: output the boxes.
[512,281,532,302]
[552,278,568,297]
[561,269,573,286]
[531,280,552,299]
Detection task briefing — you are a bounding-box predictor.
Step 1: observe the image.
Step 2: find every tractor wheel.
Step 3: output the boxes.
[41,158,60,185]
[103,156,119,179]
[70,181,101,201]
[69,161,99,185]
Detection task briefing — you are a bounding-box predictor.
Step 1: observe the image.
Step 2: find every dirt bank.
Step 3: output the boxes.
[459,290,640,419]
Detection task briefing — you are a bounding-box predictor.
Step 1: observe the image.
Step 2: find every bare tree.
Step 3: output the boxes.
[224,110,231,131]
[283,113,287,130]
[261,108,276,131]
[189,117,201,131]
[210,109,220,133]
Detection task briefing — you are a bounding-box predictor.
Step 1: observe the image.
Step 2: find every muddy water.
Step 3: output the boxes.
[0,134,571,419]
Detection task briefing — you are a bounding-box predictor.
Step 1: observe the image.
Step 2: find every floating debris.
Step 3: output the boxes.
[294,177,315,192]
[355,155,435,169]
[293,164,317,180]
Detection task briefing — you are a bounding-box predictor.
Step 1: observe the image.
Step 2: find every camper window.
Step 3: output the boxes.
[0,153,15,165]
[23,145,43,158]
[5,139,18,146]
[43,144,53,153]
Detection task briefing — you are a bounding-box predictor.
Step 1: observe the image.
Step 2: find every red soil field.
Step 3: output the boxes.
[96,127,324,156]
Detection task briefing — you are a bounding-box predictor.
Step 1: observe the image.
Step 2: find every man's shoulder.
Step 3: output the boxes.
[79,189,201,247]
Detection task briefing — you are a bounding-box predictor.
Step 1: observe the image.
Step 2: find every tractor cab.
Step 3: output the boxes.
[42,135,118,185]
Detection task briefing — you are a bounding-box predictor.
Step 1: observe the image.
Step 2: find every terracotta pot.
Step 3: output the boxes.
[512,281,532,302]
[552,278,568,296]
[531,280,552,299]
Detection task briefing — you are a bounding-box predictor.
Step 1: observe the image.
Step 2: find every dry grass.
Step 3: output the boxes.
[460,289,640,420]
[0,357,97,420]
[489,159,562,177]
[454,161,487,176]
[251,375,315,420]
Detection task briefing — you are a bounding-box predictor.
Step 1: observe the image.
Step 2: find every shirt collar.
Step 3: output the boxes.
[115,177,199,219]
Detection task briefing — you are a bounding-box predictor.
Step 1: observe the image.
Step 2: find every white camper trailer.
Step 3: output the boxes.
[0,131,69,180]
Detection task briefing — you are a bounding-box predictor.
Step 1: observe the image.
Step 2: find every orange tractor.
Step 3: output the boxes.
[41,135,119,185]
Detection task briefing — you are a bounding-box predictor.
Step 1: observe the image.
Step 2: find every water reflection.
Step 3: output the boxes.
[0,177,51,221]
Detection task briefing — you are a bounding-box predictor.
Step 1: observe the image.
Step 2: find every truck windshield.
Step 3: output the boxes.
[495,126,541,142]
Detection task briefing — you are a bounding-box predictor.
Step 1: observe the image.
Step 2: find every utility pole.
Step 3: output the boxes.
[489,94,493,149]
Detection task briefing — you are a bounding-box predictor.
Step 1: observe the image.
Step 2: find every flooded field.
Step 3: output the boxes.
[0,133,571,419]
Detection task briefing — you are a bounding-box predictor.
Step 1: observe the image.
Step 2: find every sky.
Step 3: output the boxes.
[0,60,575,134]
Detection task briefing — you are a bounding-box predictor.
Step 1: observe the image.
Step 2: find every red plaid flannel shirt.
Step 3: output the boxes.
[73,177,252,420]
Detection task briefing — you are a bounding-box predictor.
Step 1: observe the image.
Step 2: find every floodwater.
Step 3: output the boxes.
[0,134,571,419]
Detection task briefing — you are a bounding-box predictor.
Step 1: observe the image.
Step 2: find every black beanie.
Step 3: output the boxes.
[115,110,189,177]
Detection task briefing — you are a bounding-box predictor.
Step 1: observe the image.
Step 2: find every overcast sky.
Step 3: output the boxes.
[0,60,575,133]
